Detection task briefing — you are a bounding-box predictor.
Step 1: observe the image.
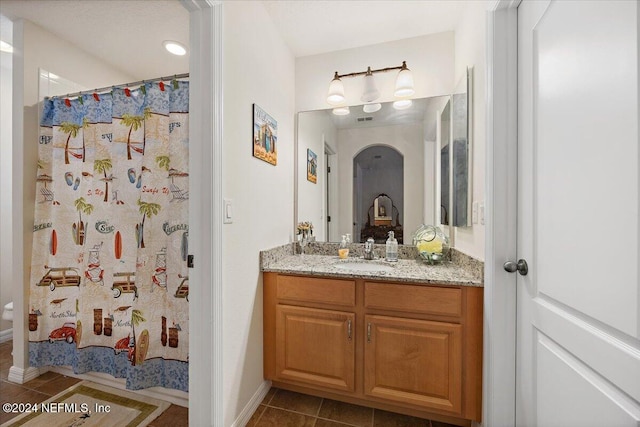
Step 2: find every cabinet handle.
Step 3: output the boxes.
[367,323,372,343]
[347,319,352,341]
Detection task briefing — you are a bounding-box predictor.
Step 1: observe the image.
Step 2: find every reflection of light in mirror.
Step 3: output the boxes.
[363,103,381,113]
[332,106,350,115]
[393,99,412,110]
[0,41,12,53]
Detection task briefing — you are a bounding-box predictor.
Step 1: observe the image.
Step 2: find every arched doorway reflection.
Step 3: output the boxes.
[353,145,403,243]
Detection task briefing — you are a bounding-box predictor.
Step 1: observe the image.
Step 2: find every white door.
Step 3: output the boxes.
[516,1,640,426]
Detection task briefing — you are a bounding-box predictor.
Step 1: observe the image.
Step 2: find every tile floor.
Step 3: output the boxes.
[247,387,459,427]
[3,340,461,427]
[0,340,187,426]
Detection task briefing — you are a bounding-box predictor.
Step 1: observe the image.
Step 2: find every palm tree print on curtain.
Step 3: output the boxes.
[29,81,190,391]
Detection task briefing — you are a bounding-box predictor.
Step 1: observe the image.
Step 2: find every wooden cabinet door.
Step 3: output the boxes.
[276,305,355,392]
[364,315,462,414]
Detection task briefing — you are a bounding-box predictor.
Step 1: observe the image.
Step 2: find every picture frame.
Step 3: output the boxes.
[252,104,277,165]
[307,148,317,183]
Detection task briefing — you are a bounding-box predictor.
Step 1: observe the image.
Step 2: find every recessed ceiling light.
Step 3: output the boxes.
[0,41,13,53]
[163,40,187,56]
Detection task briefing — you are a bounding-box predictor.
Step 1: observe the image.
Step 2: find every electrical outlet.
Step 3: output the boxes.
[472,201,479,224]
[479,202,485,225]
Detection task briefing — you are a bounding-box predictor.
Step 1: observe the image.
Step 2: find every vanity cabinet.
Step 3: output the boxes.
[263,273,482,426]
[276,305,355,391]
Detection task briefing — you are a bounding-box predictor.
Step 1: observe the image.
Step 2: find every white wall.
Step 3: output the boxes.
[0,20,13,335]
[452,1,490,260]
[297,111,337,241]
[337,123,424,244]
[296,32,455,112]
[222,2,295,426]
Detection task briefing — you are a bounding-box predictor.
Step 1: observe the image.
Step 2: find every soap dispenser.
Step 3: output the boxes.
[385,231,398,262]
[339,235,349,259]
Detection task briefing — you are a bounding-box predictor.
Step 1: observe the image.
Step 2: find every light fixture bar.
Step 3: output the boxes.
[334,61,409,80]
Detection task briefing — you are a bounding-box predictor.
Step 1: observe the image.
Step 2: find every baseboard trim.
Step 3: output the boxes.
[8,365,41,384]
[0,328,12,343]
[231,380,272,427]
[48,366,189,407]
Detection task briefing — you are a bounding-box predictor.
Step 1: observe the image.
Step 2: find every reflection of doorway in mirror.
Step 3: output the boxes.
[324,142,337,242]
[353,146,403,243]
[438,100,451,227]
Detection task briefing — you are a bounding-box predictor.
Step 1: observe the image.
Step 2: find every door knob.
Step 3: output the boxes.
[504,259,528,276]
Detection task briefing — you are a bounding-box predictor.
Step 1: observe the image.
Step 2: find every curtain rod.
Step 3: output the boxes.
[50,72,190,99]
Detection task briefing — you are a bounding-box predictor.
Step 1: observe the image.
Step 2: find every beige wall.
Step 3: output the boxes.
[222,2,296,426]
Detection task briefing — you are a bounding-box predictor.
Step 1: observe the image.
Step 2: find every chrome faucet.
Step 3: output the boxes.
[364,237,375,260]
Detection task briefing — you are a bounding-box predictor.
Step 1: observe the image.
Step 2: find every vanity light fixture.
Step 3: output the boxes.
[327,72,346,105]
[163,40,187,56]
[361,67,380,102]
[394,62,415,97]
[326,61,414,109]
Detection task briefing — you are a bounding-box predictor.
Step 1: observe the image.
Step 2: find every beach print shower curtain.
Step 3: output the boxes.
[29,81,189,391]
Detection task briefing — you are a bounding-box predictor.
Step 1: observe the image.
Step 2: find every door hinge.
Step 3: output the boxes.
[187,255,194,268]
[327,166,331,173]
[327,216,331,222]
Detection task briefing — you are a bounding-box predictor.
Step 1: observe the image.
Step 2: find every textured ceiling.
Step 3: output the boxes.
[0,0,189,80]
[262,0,466,57]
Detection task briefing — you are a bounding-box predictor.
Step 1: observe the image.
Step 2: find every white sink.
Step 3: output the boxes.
[333,261,395,273]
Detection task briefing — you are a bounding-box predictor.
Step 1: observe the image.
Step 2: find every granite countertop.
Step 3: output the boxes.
[260,243,483,287]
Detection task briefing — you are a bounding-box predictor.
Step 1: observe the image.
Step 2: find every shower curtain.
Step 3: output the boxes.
[28,80,189,392]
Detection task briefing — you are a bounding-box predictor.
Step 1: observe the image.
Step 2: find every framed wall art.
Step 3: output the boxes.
[307,148,317,183]
[253,104,278,165]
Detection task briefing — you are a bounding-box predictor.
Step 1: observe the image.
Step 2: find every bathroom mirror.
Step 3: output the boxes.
[440,68,473,227]
[295,68,472,243]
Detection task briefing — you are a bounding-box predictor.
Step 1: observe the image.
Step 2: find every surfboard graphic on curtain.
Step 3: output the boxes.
[29,80,189,392]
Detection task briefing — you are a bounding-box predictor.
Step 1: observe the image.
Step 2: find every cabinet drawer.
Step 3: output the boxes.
[277,275,356,307]
[365,282,461,317]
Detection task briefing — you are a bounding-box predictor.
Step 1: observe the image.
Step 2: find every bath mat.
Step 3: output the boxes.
[1,381,171,427]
